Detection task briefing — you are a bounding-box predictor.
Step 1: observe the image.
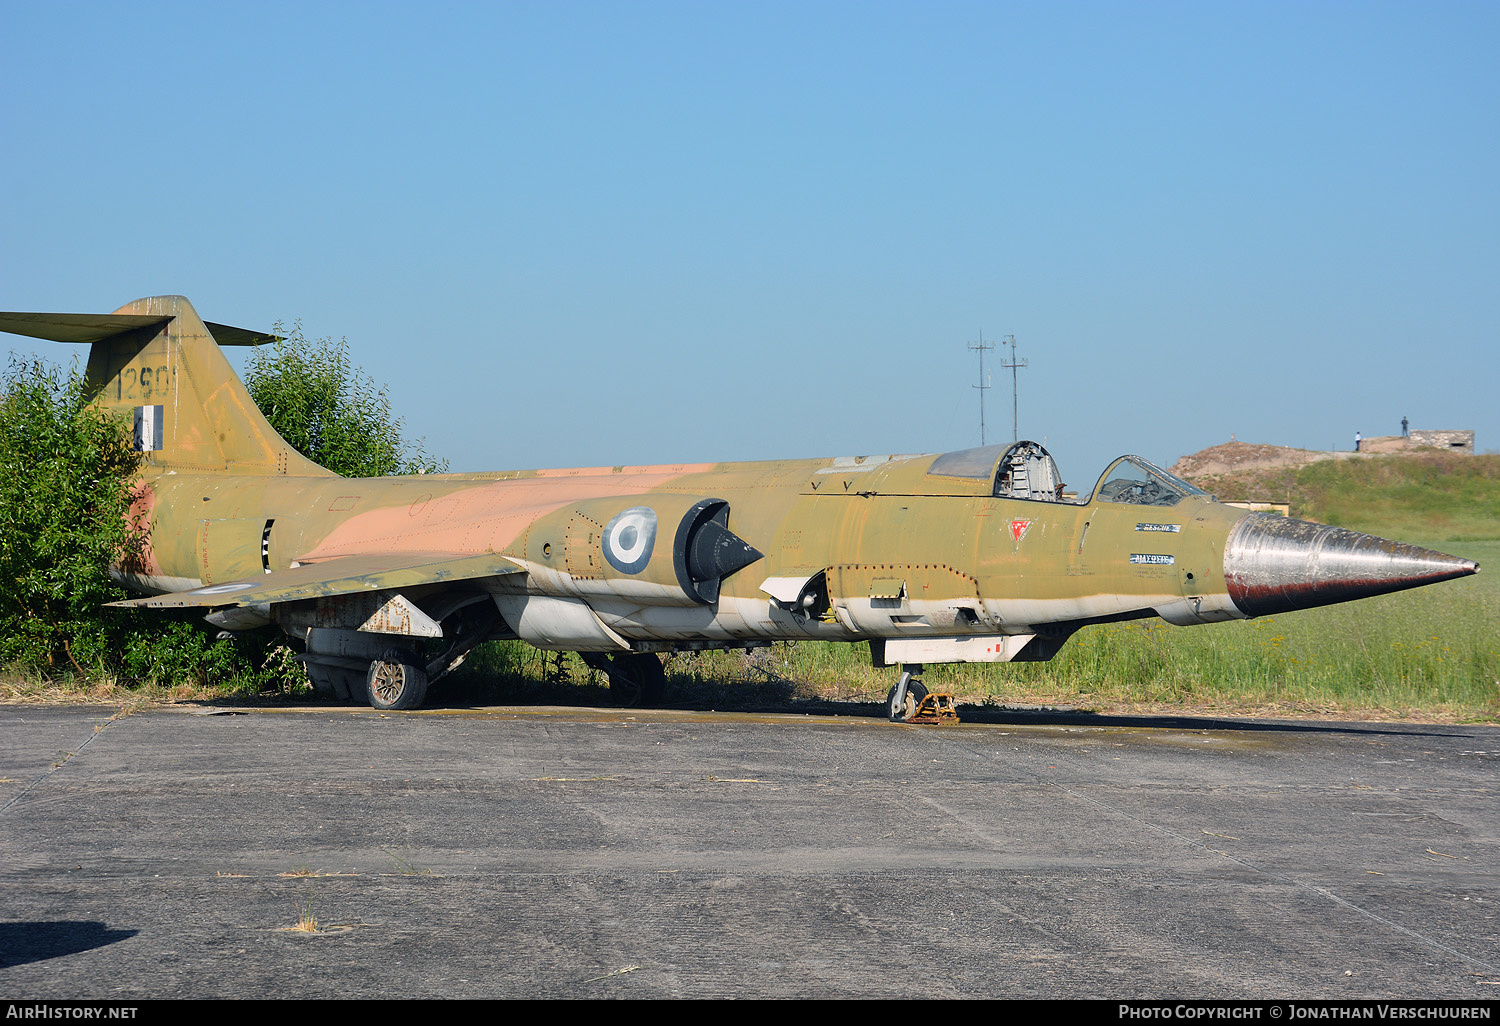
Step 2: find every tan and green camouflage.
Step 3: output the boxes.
[0,296,1478,715]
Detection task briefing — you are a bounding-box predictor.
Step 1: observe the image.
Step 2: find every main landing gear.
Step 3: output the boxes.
[303,605,503,711]
[581,652,667,707]
[366,647,429,711]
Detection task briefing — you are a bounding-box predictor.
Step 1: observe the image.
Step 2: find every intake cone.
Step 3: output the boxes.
[1224,513,1478,618]
[686,518,764,583]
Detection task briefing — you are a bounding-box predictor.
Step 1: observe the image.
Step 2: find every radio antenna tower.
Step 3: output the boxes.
[999,334,1025,442]
[967,331,995,445]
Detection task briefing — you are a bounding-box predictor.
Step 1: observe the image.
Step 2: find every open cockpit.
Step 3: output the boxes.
[923,440,1210,506]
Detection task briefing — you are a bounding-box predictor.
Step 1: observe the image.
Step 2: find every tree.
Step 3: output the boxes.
[0,356,295,690]
[1,322,445,688]
[244,324,447,477]
[0,357,143,672]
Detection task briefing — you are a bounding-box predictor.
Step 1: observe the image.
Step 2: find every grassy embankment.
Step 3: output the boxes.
[452,453,1499,721]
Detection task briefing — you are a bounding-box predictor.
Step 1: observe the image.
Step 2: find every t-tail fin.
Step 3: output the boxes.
[0,295,335,477]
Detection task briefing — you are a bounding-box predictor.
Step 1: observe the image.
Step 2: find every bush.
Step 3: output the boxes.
[2,318,450,691]
[0,357,143,673]
[0,356,297,691]
[245,324,446,477]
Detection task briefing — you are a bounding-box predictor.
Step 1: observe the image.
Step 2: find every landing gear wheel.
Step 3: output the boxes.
[366,648,430,710]
[608,652,667,707]
[580,652,668,707]
[886,671,929,723]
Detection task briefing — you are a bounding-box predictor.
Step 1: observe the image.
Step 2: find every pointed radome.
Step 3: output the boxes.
[1223,514,1479,618]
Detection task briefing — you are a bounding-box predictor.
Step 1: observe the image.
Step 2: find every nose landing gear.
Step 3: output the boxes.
[884,663,959,724]
[885,665,928,722]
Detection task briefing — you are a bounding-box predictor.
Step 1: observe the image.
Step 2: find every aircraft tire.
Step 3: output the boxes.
[885,679,929,723]
[609,653,667,708]
[367,648,429,711]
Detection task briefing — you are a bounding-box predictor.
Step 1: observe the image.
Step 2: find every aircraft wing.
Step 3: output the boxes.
[109,551,525,609]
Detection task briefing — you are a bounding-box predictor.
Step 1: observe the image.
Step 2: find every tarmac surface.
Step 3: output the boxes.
[0,700,1496,999]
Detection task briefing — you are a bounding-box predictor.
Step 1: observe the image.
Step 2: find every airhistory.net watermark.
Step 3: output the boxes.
[5,1007,137,1020]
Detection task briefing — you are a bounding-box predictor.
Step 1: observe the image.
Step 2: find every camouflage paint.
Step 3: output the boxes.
[0,297,1477,697]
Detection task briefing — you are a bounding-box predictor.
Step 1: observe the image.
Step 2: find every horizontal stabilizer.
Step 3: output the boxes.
[203,321,282,347]
[0,311,279,346]
[110,552,525,610]
[0,312,170,344]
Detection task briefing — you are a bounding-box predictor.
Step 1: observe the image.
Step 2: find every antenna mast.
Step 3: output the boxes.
[967,331,994,445]
[998,334,1026,442]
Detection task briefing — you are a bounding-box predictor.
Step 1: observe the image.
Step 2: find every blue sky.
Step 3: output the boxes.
[3,1,1496,483]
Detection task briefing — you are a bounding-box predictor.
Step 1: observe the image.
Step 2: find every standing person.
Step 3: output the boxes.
[1402,416,1409,437]
[1355,431,1362,452]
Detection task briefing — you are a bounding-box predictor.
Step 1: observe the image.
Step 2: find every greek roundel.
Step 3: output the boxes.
[602,506,657,574]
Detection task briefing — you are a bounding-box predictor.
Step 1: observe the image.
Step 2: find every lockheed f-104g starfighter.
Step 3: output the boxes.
[0,296,1478,718]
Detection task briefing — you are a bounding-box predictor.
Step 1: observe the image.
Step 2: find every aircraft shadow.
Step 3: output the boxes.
[187,667,1478,741]
[423,671,1474,740]
[0,921,138,969]
[912,703,1474,739]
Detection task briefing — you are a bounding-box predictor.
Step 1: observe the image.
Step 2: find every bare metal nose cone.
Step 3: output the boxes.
[1224,513,1479,618]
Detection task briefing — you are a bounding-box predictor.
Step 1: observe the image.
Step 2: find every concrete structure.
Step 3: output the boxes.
[1349,431,1475,456]
[1409,428,1475,454]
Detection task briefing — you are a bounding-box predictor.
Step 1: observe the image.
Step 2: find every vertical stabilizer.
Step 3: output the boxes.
[1,295,335,477]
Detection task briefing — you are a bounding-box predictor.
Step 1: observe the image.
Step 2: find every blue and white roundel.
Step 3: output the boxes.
[602,506,657,574]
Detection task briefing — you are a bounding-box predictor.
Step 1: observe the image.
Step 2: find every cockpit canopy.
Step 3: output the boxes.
[921,442,1208,506]
[926,440,1067,501]
[1092,455,1209,507]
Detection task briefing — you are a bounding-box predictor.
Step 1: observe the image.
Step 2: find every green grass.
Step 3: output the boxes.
[1297,456,1500,540]
[1187,453,1500,541]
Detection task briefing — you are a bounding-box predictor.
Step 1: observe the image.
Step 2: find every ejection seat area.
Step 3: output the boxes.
[925,440,1074,503]
[922,443,1213,510]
